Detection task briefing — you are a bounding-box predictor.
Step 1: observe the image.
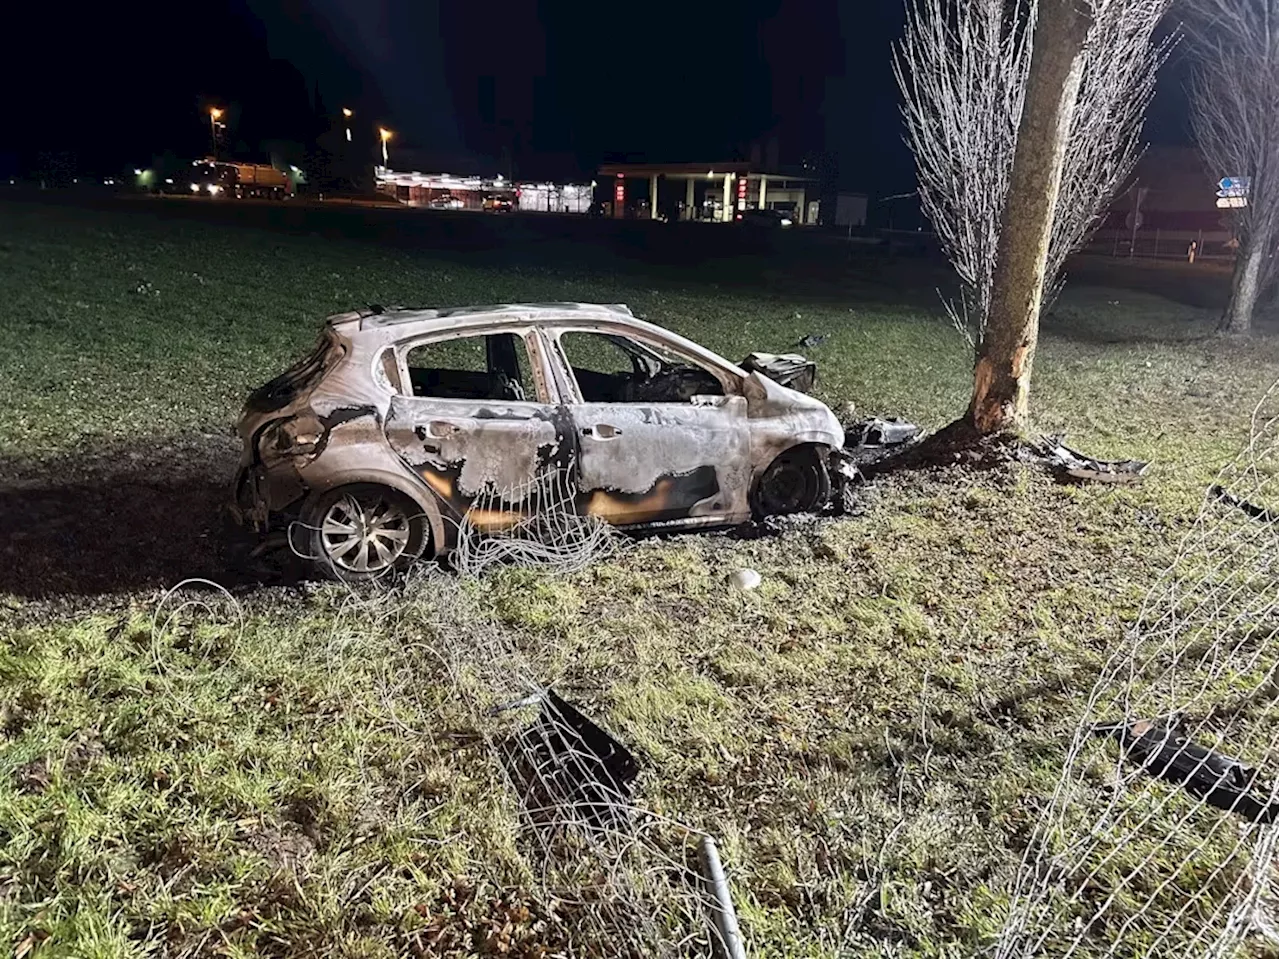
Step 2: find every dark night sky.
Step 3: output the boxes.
[1,1,1191,195]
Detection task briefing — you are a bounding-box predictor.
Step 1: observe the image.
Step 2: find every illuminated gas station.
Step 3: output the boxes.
[373,166,593,213]
[596,162,819,223]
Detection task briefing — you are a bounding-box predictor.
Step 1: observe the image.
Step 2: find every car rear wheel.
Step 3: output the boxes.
[753,446,831,517]
[306,484,428,581]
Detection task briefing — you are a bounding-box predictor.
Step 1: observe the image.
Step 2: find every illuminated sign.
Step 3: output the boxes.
[736,175,748,211]
[1217,176,1249,197]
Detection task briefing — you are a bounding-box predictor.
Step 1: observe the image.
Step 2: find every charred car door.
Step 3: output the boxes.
[383,328,571,545]
[546,327,752,527]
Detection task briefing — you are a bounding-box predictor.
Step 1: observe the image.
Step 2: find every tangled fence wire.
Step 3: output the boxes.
[997,382,1280,957]
[450,466,624,577]
[381,570,744,957]
[285,460,736,955]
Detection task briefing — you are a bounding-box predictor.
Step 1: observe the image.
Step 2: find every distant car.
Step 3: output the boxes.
[428,194,463,210]
[230,303,847,579]
[483,194,514,212]
[739,208,794,228]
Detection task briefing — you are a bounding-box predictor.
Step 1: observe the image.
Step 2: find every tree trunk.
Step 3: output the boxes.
[968,0,1094,435]
[1220,242,1264,334]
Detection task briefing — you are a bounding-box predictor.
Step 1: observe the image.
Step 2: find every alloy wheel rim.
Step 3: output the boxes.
[320,493,411,573]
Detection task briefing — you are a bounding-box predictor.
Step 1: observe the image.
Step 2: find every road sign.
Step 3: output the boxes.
[1217,175,1250,198]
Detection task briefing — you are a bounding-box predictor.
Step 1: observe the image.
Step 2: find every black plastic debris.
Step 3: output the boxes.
[739,352,818,393]
[1210,484,1278,524]
[508,688,640,829]
[1095,719,1278,824]
[794,333,830,349]
[850,417,922,448]
[1040,436,1149,484]
[840,417,922,470]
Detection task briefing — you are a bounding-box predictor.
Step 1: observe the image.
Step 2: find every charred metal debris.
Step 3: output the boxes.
[1036,436,1150,485]
[491,687,640,830]
[1210,483,1278,524]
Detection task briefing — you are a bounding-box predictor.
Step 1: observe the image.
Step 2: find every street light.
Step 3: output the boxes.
[342,107,353,143]
[378,127,392,166]
[208,107,224,157]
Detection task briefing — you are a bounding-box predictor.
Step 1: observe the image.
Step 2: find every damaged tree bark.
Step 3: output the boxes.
[968,0,1094,435]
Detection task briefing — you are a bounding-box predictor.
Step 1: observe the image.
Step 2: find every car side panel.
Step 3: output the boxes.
[568,398,752,526]
[383,397,574,549]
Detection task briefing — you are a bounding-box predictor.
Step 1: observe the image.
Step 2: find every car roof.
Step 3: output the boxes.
[324,302,747,374]
[327,302,637,336]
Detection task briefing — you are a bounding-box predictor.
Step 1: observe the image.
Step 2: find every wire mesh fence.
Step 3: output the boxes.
[388,570,746,958]
[997,382,1279,958]
[450,466,624,577]
[285,466,738,955]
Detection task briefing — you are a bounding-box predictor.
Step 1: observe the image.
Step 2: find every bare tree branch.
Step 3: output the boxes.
[1187,0,1279,333]
[896,0,1173,345]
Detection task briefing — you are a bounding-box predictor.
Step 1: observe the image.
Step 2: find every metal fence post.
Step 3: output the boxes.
[699,835,748,959]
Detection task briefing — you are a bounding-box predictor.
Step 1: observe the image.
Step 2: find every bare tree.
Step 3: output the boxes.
[1188,0,1279,335]
[896,0,1172,435]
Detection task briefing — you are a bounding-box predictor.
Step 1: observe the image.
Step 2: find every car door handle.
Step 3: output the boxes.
[583,424,622,439]
[427,420,461,438]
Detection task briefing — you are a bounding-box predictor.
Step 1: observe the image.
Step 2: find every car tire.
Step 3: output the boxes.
[304,483,429,582]
[752,445,831,517]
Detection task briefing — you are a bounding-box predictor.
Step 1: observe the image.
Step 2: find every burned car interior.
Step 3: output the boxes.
[404,327,728,406]
[558,331,725,404]
[406,331,535,402]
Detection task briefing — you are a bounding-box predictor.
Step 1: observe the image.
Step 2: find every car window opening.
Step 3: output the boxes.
[405,332,538,402]
[559,331,724,404]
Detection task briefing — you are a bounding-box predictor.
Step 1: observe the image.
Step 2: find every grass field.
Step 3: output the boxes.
[0,198,1276,958]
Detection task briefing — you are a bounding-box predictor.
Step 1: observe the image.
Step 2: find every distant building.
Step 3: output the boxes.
[373,166,591,213]
[596,162,828,223]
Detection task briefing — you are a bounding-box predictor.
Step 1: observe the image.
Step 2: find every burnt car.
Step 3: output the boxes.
[230,303,846,579]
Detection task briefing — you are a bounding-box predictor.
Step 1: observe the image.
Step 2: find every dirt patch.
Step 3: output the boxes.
[244,825,317,874]
[13,758,50,794]
[0,433,244,597]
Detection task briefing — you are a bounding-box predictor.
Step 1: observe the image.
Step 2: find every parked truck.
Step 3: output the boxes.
[185,158,291,199]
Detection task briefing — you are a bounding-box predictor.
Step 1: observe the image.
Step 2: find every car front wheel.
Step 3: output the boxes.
[753,445,831,517]
[305,484,428,581]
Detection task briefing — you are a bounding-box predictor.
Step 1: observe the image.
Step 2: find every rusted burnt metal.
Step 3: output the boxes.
[228,303,847,578]
[1039,436,1149,484]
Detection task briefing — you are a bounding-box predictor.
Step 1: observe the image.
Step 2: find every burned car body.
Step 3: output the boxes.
[229,303,845,578]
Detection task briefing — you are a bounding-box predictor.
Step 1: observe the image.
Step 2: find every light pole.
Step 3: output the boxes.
[378,127,392,167]
[342,108,353,143]
[208,107,224,158]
